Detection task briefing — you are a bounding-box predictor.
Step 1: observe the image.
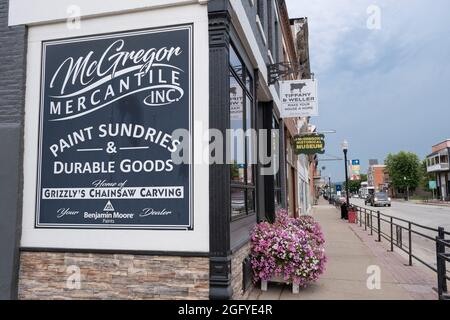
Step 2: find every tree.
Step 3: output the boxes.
[420,159,434,192]
[344,180,362,193]
[385,152,422,192]
[343,174,367,194]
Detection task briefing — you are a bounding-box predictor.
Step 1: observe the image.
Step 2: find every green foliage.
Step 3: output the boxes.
[343,179,362,193]
[385,151,421,190]
[420,159,434,191]
[343,174,367,193]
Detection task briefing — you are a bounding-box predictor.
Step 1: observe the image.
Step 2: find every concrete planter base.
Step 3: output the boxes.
[261,275,300,294]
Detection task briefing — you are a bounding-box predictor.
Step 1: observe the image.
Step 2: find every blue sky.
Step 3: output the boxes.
[286,0,450,182]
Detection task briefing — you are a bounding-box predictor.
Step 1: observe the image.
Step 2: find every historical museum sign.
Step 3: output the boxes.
[293,134,325,155]
[280,79,318,118]
[36,25,193,229]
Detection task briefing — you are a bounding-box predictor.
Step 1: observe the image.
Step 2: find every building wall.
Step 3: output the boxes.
[368,165,386,191]
[432,140,450,153]
[230,242,251,300]
[20,3,210,253]
[0,0,27,299]
[13,1,211,300]
[19,252,209,299]
[373,167,386,191]
[4,0,307,300]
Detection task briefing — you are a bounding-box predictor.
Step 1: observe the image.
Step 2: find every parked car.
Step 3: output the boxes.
[365,192,391,207]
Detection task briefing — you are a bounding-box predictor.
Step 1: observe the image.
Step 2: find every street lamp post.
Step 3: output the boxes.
[342,140,350,209]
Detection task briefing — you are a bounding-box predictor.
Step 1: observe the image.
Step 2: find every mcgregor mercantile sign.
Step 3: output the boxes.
[36,25,193,230]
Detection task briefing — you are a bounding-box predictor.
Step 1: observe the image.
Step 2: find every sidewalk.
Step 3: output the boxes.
[246,199,437,300]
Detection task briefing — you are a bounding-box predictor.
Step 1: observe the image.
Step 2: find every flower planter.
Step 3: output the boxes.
[251,210,327,294]
[261,275,300,294]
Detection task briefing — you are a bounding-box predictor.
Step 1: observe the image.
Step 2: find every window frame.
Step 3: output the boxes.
[229,43,256,221]
[272,115,282,208]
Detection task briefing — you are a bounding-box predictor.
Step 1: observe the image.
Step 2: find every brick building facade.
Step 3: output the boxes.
[0,0,314,300]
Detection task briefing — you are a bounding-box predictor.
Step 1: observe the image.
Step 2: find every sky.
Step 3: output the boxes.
[285,0,450,182]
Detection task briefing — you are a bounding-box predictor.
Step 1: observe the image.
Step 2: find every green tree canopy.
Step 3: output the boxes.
[385,151,422,190]
[343,174,367,193]
[343,179,362,193]
[420,159,434,191]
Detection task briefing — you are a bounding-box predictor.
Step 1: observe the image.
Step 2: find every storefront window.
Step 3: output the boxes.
[229,44,255,220]
[230,74,245,183]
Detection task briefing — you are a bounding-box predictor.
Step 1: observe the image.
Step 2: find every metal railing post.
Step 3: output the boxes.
[437,227,447,294]
[359,208,362,227]
[436,237,443,300]
[376,211,381,242]
[370,211,373,236]
[364,209,367,231]
[390,217,394,252]
[408,222,412,266]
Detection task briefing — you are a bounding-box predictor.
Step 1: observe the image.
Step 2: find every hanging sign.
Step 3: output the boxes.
[36,25,193,230]
[293,134,325,155]
[280,79,318,118]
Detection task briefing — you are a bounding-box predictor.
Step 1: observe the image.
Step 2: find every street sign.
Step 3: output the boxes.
[350,159,361,181]
[429,181,437,190]
[293,134,325,155]
[336,185,342,192]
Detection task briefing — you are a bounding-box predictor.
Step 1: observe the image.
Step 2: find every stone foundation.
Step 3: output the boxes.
[231,242,252,300]
[18,251,209,300]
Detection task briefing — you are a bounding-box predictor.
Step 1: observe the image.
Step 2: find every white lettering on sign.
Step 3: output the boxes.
[47,40,184,121]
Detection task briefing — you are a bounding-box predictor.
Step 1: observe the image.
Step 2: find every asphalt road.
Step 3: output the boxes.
[349,198,450,272]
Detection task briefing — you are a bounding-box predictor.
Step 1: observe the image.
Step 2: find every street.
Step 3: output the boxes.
[350,198,450,272]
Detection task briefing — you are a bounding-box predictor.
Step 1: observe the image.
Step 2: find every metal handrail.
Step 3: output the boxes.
[351,205,449,300]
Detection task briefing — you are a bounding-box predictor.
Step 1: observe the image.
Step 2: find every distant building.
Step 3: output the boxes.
[426,139,450,201]
[368,164,388,192]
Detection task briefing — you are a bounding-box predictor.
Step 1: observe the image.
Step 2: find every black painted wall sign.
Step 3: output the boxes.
[36,25,193,229]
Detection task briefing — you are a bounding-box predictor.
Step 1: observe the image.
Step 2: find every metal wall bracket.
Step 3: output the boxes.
[268,62,298,85]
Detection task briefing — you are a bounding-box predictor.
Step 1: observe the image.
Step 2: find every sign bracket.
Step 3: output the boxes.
[268,62,298,85]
